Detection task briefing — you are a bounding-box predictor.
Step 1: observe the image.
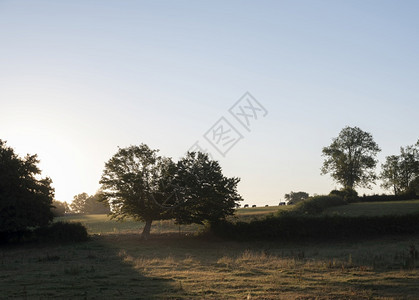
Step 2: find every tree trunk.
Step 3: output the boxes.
[141,219,152,240]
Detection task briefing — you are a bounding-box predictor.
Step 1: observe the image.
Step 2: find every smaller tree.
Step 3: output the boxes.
[99,144,176,239]
[70,193,90,214]
[321,126,381,190]
[84,192,111,214]
[284,191,309,205]
[51,200,69,217]
[70,192,111,214]
[381,155,403,195]
[381,140,419,195]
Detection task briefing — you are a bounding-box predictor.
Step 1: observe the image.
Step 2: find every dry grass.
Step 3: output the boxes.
[2,233,419,299]
[4,208,419,299]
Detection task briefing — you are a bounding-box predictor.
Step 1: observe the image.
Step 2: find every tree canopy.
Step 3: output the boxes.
[99,144,242,239]
[0,140,54,239]
[70,192,110,214]
[284,191,309,205]
[70,192,90,214]
[172,152,242,225]
[381,140,419,195]
[51,200,69,217]
[321,126,381,191]
[99,144,178,239]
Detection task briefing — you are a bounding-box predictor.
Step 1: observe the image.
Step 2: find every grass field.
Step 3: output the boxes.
[2,203,419,299]
[235,206,287,216]
[57,214,203,235]
[324,199,419,216]
[56,206,289,235]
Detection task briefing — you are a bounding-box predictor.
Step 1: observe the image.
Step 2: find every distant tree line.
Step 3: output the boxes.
[51,200,69,217]
[381,141,419,195]
[320,126,418,197]
[284,126,418,204]
[70,192,110,214]
[2,126,418,242]
[52,193,110,216]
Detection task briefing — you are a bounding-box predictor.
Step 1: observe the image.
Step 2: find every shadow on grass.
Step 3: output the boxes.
[0,235,178,299]
[4,232,419,299]
[103,233,419,299]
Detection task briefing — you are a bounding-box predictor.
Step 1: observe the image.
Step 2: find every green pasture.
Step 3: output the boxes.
[324,199,419,216]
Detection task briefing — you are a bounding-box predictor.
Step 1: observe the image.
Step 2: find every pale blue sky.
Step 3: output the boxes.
[1,1,418,205]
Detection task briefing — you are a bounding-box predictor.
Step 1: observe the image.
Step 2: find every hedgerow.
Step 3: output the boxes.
[212,214,419,241]
[289,195,347,215]
[359,192,418,202]
[34,222,89,243]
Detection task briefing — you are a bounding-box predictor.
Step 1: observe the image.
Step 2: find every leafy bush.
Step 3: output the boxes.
[288,195,347,215]
[34,222,89,243]
[330,188,358,202]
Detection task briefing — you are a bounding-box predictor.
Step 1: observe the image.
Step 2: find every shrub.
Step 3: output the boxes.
[34,222,89,243]
[291,195,347,215]
[330,188,358,202]
[0,229,32,244]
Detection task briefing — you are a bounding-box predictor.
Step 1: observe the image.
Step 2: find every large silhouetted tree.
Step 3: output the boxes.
[99,145,242,239]
[172,152,242,225]
[0,140,54,240]
[99,144,176,239]
[321,126,381,191]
